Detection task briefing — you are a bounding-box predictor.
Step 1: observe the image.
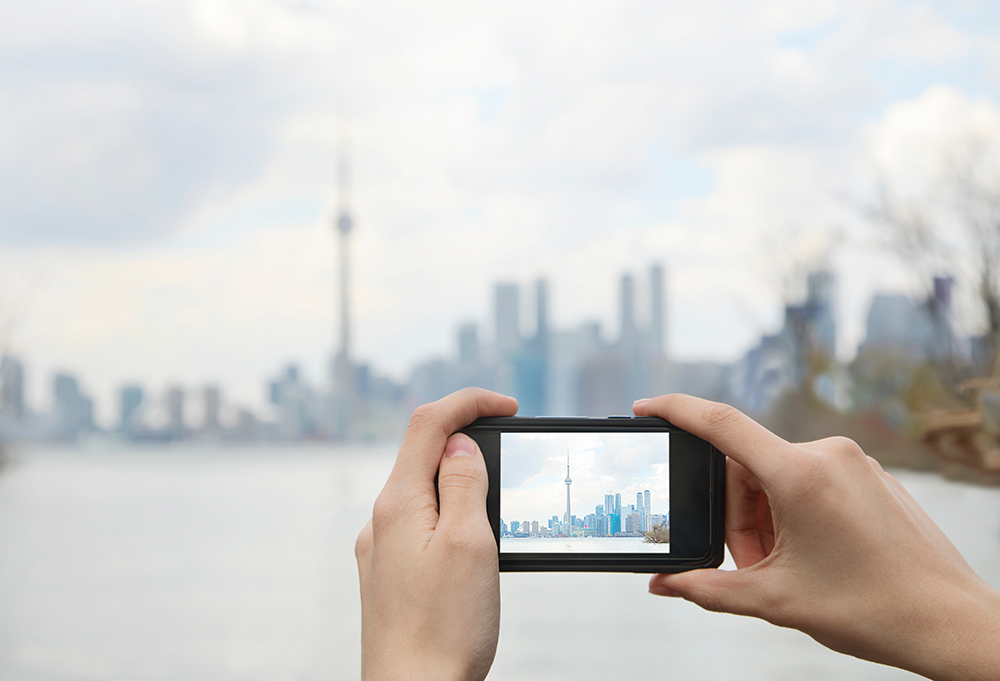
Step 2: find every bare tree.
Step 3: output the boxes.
[866,132,1000,374]
[945,136,1000,363]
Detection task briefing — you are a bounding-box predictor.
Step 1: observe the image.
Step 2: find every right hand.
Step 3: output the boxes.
[636,394,1000,681]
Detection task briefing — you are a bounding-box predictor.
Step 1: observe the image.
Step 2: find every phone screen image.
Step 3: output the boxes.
[499,431,670,554]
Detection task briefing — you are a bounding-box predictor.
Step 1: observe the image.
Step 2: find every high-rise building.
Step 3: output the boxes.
[494,283,520,356]
[615,493,622,517]
[620,274,637,351]
[1,355,25,421]
[203,385,221,432]
[650,264,666,358]
[531,520,539,536]
[644,489,651,512]
[605,493,615,518]
[459,323,479,366]
[53,372,92,440]
[535,278,549,342]
[119,385,143,432]
[167,386,185,438]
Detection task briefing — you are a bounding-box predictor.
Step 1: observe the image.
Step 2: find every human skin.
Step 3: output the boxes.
[355,388,517,681]
[637,394,1000,681]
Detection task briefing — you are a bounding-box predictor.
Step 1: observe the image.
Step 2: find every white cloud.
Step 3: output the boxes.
[2,0,999,422]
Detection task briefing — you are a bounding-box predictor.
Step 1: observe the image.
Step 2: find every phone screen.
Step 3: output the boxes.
[499,431,670,554]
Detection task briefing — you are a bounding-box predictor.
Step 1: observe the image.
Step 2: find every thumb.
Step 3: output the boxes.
[649,567,768,619]
[436,433,490,525]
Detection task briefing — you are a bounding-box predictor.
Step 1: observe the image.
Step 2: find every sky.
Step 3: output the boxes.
[2,0,1000,425]
[499,431,670,526]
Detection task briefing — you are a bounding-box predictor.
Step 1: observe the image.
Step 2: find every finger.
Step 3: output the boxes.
[634,394,790,481]
[435,433,491,532]
[390,388,517,487]
[725,458,771,567]
[649,567,768,619]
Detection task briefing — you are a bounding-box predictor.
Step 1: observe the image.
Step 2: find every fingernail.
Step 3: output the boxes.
[445,433,476,458]
[633,398,651,407]
[648,584,680,597]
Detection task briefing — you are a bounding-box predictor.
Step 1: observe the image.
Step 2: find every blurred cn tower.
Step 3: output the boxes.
[331,139,355,438]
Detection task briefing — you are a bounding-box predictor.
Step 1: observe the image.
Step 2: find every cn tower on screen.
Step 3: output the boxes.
[565,450,572,537]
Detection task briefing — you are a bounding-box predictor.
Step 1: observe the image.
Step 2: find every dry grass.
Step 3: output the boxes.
[642,523,670,544]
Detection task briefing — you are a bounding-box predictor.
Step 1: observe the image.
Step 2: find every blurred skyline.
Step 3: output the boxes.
[3,0,1000,424]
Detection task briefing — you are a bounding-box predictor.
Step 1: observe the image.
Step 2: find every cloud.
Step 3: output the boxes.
[4,0,1000,420]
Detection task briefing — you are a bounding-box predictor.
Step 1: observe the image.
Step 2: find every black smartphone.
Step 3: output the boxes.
[461,416,725,573]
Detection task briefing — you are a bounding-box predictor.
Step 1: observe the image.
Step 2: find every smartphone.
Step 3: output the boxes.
[461,416,725,573]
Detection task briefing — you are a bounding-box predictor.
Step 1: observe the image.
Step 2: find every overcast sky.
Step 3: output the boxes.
[2,0,1000,425]
[500,431,670,525]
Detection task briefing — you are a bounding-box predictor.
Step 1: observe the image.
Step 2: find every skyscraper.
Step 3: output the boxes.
[167,386,185,439]
[1,355,25,421]
[620,274,637,351]
[650,264,666,358]
[53,372,92,441]
[119,385,143,432]
[459,323,479,366]
[615,492,622,517]
[203,385,221,432]
[494,283,520,356]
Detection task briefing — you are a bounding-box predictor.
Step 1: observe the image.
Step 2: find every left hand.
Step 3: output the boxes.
[355,388,518,681]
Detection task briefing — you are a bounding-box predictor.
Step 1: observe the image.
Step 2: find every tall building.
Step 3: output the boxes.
[119,385,143,432]
[494,283,521,356]
[615,493,622,517]
[203,385,221,432]
[620,274,637,351]
[535,278,549,345]
[650,264,666,359]
[644,489,651,512]
[459,323,479,366]
[270,364,315,439]
[53,372,93,441]
[1,355,25,421]
[167,386,185,439]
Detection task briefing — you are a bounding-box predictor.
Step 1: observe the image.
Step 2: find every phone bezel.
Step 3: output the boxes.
[461,416,725,573]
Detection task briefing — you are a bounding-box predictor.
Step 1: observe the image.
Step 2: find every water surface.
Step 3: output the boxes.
[0,444,997,680]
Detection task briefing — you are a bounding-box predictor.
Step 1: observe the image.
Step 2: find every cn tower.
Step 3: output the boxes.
[331,134,355,438]
[564,449,572,537]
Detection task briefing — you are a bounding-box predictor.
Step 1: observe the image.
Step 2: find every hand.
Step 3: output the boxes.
[635,394,1000,681]
[356,388,517,681]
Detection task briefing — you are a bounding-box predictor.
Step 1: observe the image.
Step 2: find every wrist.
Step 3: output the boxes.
[362,644,484,681]
[904,579,1000,681]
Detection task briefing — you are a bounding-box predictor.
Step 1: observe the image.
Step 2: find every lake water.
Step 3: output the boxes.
[502,536,669,553]
[0,443,998,681]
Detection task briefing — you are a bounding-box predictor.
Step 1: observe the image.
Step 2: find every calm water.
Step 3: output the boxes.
[0,444,998,681]
[502,536,669,553]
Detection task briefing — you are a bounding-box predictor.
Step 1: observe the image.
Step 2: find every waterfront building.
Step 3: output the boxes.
[1,355,25,422]
[119,385,143,433]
